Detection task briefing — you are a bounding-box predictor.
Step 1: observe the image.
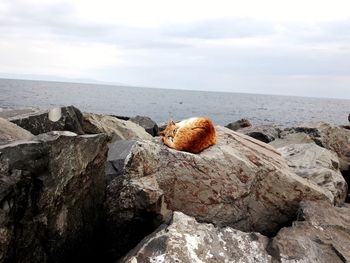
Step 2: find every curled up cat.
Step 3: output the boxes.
[160,117,217,154]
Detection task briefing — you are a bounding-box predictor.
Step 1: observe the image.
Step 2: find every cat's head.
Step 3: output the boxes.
[160,120,176,137]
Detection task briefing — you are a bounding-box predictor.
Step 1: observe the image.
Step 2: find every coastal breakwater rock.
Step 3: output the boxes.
[237,125,281,143]
[271,201,350,263]
[105,126,332,242]
[129,115,159,137]
[0,117,34,145]
[8,106,85,135]
[120,211,272,263]
[278,143,347,205]
[82,113,152,141]
[225,118,252,131]
[121,201,350,263]
[0,132,108,263]
[280,123,350,171]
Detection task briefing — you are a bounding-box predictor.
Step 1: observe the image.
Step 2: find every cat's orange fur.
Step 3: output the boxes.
[160,117,216,153]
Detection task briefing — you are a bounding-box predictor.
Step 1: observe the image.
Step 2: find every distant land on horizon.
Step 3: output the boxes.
[0,75,349,101]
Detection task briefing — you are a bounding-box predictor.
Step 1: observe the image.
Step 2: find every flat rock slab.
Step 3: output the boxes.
[106,126,331,236]
[0,117,34,145]
[9,106,84,135]
[120,212,272,263]
[272,201,350,263]
[278,143,347,205]
[283,123,350,171]
[83,113,152,142]
[129,115,159,137]
[269,132,314,149]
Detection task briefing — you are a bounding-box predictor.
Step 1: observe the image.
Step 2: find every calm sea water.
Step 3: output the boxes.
[0,78,349,126]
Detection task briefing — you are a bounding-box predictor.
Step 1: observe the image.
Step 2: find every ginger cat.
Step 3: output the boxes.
[160,117,216,153]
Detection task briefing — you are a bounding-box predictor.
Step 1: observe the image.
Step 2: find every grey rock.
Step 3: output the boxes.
[0,132,108,263]
[269,132,314,148]
[283,123,350,171]
[129,115,159,136]
[9,106,84,135]
[237,125,281,143]
[105,126,331,241]
[271,201,350,263]
[278,143,347,205]
[82,113,152,142]
[0,117,34,145]
[120,212,272,263]
[225,118,252,131]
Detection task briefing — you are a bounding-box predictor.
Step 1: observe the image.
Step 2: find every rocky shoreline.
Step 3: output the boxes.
[0,106,349,263]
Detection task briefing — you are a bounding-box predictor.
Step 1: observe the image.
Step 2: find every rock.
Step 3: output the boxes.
[271,201,350,263]
[237,125,281,143]
[225,118,252,131]
[82,113,152,142]
[269,132,314,148]
[0,117,34,145]
[0,132,108,262]
[9,106,84,135]
[278,143,347,205]
[120,211,272,263]
[110,115,130,121]
[105,126,331,243]
[283,123,350,171]
[129,115,159,136]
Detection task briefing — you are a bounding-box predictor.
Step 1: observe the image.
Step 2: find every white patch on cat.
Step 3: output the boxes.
[177,117,199,129]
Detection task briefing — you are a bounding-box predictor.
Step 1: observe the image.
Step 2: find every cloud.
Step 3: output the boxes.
[0,0,350,98]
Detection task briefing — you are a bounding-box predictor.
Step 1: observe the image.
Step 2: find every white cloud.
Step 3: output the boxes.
[1,0,350,98]
[0,36,123,77]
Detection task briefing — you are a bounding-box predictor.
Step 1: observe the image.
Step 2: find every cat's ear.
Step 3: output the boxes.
[170,120,175,125]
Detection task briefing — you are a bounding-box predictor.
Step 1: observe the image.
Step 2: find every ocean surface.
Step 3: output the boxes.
[0,78,349,126]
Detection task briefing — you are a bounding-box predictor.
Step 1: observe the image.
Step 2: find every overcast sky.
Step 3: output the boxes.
[1,0,350,99]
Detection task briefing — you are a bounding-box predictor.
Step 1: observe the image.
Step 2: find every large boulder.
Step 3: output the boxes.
[0,132,108,263]
[237,125,281,143]
[271,201,350,263]
[82,113,152,142]
[8,106,84,135]
[278,143,347,205]
[0,117,34,145]
[225,118,252,131]
[120,211,272,263]
[283,123,350,171]
[129,115,159,137]
[105,126,331,242]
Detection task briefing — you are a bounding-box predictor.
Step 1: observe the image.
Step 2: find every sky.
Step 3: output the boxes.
[1,0,350,99]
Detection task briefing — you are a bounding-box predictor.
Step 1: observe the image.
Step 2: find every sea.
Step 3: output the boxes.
[0,78,349,127]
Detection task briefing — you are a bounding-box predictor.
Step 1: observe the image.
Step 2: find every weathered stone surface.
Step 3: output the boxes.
[0,117,34,145]
[82,113,152,142]
[106,126,331,239]
[278,143,347,205]
[271,201,350,263]
[9,106,84,135]
[237,125,281,143]
[283,123,350,171]
[225,118,252,131]
[120,212,272,263]
[0,132,108,263]
[129,115,159,136]
[269,132,314,149]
